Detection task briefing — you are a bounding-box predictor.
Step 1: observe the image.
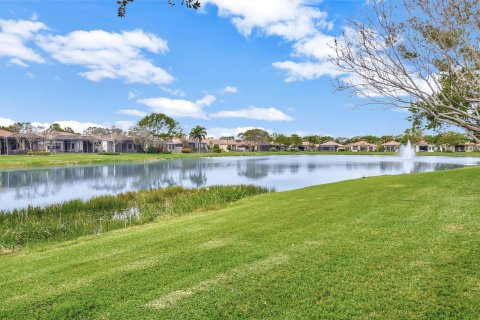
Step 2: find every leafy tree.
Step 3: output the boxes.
[436,131,466,147]
[48,123,77,134]
[110,127,126,152]
[219,136,235,141]
[117,0,201,17]
[137,113,181,141]
[189,125,207,152]
[290,134,303,147]
[401,129,424,145]
[332,0,480,141]
[273,134,291,147]
[305,135,320,146]
[129,126,156,152]
[238,129,270,151]
[83,127,110,152]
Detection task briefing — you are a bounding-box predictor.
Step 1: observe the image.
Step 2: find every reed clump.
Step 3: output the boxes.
[0,185,270,250]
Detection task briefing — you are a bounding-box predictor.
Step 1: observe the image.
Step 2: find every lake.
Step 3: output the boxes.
[1,154,479,211]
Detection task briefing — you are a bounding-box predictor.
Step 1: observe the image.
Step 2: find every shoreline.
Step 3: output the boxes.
[2,151,480,170]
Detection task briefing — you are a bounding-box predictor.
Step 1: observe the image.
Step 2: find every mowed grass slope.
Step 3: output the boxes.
[1,168,480,319]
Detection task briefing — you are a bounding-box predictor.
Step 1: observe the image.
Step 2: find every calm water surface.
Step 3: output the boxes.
[1,155,479,210]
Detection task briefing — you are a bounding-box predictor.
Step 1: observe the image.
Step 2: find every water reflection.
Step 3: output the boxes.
[0,155,478,210]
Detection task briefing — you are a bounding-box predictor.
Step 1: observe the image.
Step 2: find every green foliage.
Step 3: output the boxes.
[146,147,159,154]
[436,131,466,146]
[190,125,207,152]
[290,134,302,146]
[213,144,222,153]
[238,129,270,146]
[98,152,121,156]
[26,151,51,156]
[2,168,480,318]
[48,123,77,134]
[137,113,181,140]
[0,185,269,249]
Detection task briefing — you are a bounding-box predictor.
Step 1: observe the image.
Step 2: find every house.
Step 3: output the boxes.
[382,140,401,152]
[165,138,208,153]
[0,129,43,154]
[206,139,238,152]
[453,142,476,153]
[0,129,17,155]
[299,141,317,151]
[414,141,436,152]
[318,141,345,152]
[41,131,92,153]
[347,141,377,152]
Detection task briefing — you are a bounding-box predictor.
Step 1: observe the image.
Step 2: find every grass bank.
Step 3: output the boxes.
[2,151,480,170]
[1,167,480,319]
[0,185,269,250]
[0,151,396,169]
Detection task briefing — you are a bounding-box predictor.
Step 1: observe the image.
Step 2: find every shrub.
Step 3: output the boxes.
[99,152,121,156]
[213,144,222,153]
[147,147,159,154]
[269,147,279,152]
[27,151,51,156]
[162,151,172,154]
[182,148,192,153]
[287,147,300,152]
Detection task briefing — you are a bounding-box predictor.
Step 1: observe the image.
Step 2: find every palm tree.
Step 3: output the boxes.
[189,125,207,153]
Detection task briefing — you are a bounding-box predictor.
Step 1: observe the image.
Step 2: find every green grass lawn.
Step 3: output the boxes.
[1,167,480,319]
[2,151,480,170]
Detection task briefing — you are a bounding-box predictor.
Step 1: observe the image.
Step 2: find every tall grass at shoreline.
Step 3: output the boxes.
[0,185,270,250]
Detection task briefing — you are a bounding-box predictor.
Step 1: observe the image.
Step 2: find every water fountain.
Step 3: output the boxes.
[399,140,415,173]
[400,140,415,160]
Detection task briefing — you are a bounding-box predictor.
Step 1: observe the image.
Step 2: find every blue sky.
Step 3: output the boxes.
[0,0,411,138]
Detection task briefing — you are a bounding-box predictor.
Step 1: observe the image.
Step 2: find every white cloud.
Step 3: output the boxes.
[1,117,137,133]
[136,94,216,119]
[117,109,148,117]
[197,94,216,107]
[205,0,331,40]
[292,33,335,60]
[0,18,46,65]
[9,57,28,67]
[207,126,272,138]
[272,60,340,82]
[36,29,173,85]
[52,120,104,133]
[160,86,186,97]
[0,117,15,127]
[114,121,136,131]
[205,1,340,83]
[211,106,293,121]
[221,86,238,94]
[127,90,139,100]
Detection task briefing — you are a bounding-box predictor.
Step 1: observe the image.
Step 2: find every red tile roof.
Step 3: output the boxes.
[319,141,344,147]
[348,141,376,147]
[382,140,401,146]
[0,129,13,138]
